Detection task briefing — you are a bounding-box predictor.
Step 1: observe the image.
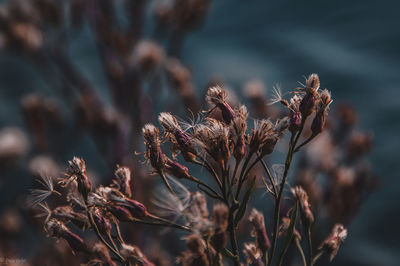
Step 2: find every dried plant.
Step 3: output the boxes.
[28,77,361,266]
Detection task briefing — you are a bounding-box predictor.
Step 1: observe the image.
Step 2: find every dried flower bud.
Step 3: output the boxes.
[319,224,347,261]
[291,186,314,224]
[158,112,196,162]
[190,192,209,218]
[305,74,320,93]
[311,89,332,136]
[114,165,132,198]
[92,208,112,236]
[180,234,209,266]
[206,85,236,124]
[194,119,230,169]
[107,205,134,222]
[92,242,117,266]
[243,243,264,266]
[143,124,165,172]
[46,219,88,254]
[66,157,92,201]
[123,198,148,219]
[231,105,248,162]
[211,204,228,252]
[130,40,164,73]
[249,209,271,253]
[165,157,196,181]
[120,243,155,266]
[52,206,89,230]
[249,119,285,156]
[299,92,316,119]
[288,110,301,132]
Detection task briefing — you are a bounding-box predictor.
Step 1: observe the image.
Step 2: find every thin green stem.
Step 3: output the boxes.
[87,210,125,263]
[311,250,324,266]
[295,238,307,266]
[228,210,240,266]
[268,126,303,265]
[307,223,313,266]
[257,152,278,198]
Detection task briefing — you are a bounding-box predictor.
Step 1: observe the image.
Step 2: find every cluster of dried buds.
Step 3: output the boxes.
[30,157,179,265]
[138,76,347,265]
[29,74,353,265]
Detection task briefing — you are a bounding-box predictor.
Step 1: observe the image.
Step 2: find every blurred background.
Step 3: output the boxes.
[0,0,398,265]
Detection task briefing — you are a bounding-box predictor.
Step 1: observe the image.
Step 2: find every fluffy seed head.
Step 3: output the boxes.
[249,209,271,253]
[291,186,314,224]
[319,224,347,261]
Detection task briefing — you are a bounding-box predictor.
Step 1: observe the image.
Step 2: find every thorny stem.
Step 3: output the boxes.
[295,238,307,266]
[269,125,303,265]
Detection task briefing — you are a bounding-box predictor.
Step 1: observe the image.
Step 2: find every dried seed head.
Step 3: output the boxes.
[211,204,228,251]
[158,112,181,133]
[190,192,209,218]
[65,157,92,200]
[249,119,274,154]
[180,234,209,266]
[46,218,87,254]
[299,92,316,119]
[92,243,116,266]
[159,112,196,162]
[130,40,164,73]
[52,206,88,230]
[186,234,207,255]
[249,209,271,253]
[305,73,320,93]
[28,174,58,207]
[114,165,132,198]
[206,85,236,124]
[121,243,155,266]
[291,186,314,224]
[142,124,165,171]
[288,95,302,133]
[194,118,230,168]
[92,208,112,236]
[231,105,248,162]
[311,89,333,136]
[107,205,134,222]
[319,224,347,261]
[165,157,194,181]
[206,85,227,106]
[243,243,264,266]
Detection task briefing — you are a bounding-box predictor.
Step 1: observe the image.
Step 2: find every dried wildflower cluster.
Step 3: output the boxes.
[28,76,353,265]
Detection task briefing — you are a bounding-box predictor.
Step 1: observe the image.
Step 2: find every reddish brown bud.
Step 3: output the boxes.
[165,157,194,181]
[211,204,228,252]
[92,208,112,236]
[299,92,316,119]
[319,224,347,261]
[289,111,302,133]
[46,219,88,254]
[67,157,92,201]
[114,166,132,198]
[249,209,271,253]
